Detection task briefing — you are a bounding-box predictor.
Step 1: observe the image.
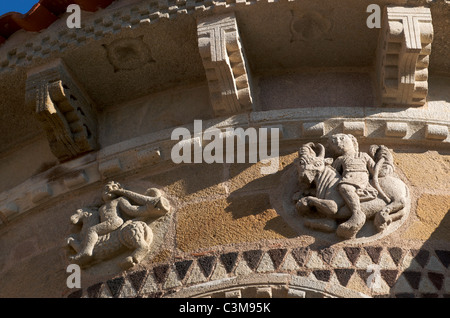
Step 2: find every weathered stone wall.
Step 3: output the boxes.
[0,139,448,298]
[0,0,449,299]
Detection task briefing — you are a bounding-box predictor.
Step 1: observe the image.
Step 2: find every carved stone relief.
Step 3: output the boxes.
[376,6,433,106]
[25,59,98,162]
[272,133,410,243]
[66,181,171,269]
[290,10,333,42]
[103,36,155,72]
[197,12,253,116]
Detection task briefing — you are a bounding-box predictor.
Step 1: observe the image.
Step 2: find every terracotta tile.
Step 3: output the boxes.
[0,0,115,44]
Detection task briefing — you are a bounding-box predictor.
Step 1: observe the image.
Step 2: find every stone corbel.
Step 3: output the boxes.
[197,12,253,117]
[376,6,433,107]
[25,59,98,162]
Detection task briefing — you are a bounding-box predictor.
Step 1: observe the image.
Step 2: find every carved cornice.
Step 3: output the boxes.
[0,1,446,76]
[197,12,253,116]
[376,6,433,106]
[25,59,98,161]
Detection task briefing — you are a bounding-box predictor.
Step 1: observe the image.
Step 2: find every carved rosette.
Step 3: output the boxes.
[197,12,253,117]
[376,6,433,106]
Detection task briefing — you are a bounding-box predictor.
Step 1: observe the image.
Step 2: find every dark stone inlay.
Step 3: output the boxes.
[411,249,430,268]
[435,250,450,268]
[356,269,371,283]
[428,272,444,290]
[403,271,422,290]
[220,252,238,273]
[198,255,216,277]
[343,247,361,265]
[107,277,125,298]
[291,247,310,267]
[67,289,82,298]
[175,260,193,281]
[373,294,389,298]
[243,250,263,271]
[380,270,398,288]
[388,247,404,266]
[153,264,170,284]
[312,270,331,282]
[296,270,309,277]
[268,249,287,269]
[364,246,383,264]
[87,282,103,298]
[395,293,415,298]
[318,247,334,265]
[128,270,148,293]
[334,269,354,287]
[420,293,439,298]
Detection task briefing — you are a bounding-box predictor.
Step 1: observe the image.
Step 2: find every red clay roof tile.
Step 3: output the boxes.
[0,0,115,45]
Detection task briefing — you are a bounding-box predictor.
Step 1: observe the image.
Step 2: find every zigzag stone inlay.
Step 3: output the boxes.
[68,245,450,298]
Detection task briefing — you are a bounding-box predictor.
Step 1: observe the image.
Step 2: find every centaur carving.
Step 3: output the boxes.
[293,133,409,239]
[66,181,170,269]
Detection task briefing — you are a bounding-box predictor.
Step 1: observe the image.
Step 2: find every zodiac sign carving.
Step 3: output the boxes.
[66,181,170,269]
[293,134,409,239]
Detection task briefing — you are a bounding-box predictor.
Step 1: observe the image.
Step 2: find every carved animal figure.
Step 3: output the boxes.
[294,142,408,239]
[67,208,153,269]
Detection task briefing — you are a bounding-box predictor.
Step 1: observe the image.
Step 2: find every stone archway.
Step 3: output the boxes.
[165,273,370,298]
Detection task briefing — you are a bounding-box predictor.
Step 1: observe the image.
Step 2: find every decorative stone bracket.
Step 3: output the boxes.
[197,12,253,117]
[376,6,433,107]
[25,59,98,162]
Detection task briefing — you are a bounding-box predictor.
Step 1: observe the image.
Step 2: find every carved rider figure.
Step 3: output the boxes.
[328,134,378,233]
[293,134,409,239]
[69,181,167,264]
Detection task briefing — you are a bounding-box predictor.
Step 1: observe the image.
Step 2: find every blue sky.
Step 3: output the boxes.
[0,0,39,16]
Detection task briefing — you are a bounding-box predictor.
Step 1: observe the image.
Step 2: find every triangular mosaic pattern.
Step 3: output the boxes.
[68,245,450,298]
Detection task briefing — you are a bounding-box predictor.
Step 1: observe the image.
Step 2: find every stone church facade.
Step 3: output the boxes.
[0,0,448,298]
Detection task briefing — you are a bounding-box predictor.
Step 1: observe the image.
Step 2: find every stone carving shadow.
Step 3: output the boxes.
[386,208,450,298]
[225,164,298,238]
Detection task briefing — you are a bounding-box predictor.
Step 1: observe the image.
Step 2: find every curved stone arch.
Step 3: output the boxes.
[164,273,370,298]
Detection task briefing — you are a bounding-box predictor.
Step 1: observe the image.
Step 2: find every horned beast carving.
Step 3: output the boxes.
[293,134,409,239]
[66,182,170,269]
